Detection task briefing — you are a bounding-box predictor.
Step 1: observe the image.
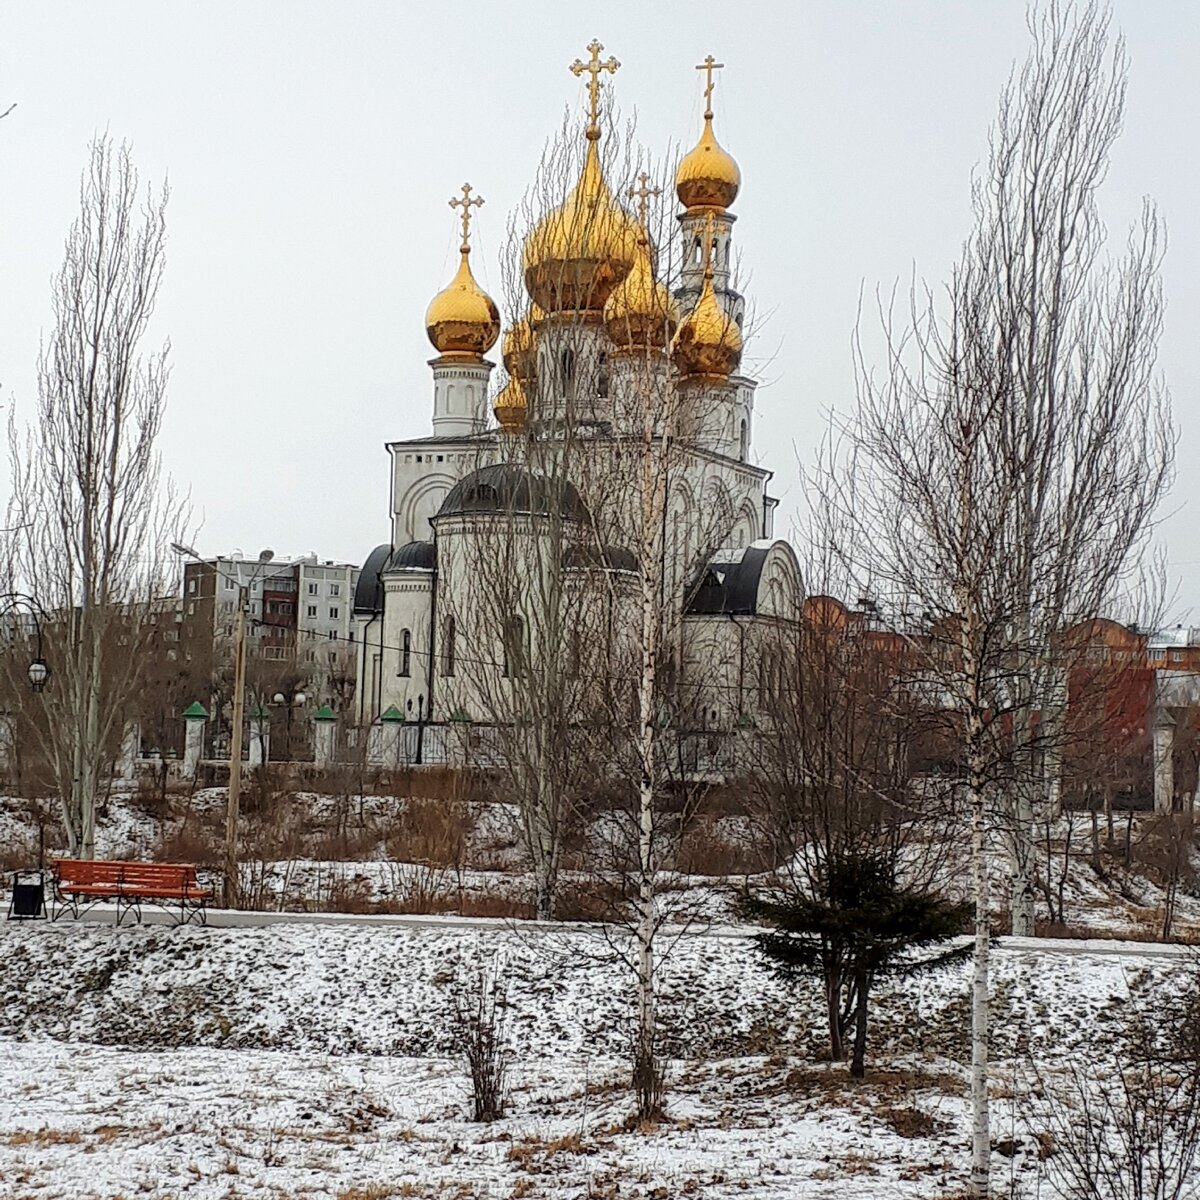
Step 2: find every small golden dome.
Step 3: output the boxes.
[493,374,528,432]
[671,274,742,380]
[502,311,538,381]
[522,140,640,314]
[603,234,679,350]
[675,114,741,211]
[425,249,500,357]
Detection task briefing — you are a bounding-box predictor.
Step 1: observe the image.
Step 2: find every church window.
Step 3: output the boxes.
[597,351,609,399]
[693,237,702,265]
[502,615,526,678]
[399,629,411,676]
[739,419,748,462]
[442,617,456,676]
[560,348,576,395]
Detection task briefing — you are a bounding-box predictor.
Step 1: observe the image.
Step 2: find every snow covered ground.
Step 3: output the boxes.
[0,915,1192,1198]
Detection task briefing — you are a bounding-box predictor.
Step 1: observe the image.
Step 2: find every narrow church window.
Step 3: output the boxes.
[442,617,456,676]
[739,419,748,462]
[597,351,609,399]
[502,615,526,678]
[561,348,575,396]
[399,629,411,677]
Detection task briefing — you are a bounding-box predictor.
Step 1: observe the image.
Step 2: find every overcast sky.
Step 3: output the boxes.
[2,2,1197,610]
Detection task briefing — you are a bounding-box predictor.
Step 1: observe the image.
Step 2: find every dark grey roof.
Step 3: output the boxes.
[563,544,639,573]
[685,546,769,616]
[435,464,589,523]
[353,543,392,615]
[388,540,437,571]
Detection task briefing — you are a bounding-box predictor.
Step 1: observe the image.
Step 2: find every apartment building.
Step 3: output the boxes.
[179,553,359,691]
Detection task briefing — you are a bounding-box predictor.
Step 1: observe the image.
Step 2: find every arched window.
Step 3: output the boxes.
[739,419,748,462]
[442,617,455,677]
[399,629,411,677]
[597,351,609,399]
[502,615,526,678]
[561,348,576,394]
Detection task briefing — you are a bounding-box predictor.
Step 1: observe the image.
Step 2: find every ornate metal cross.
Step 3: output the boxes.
[448,182,484,253]
[628,172,662,225]
[570,39,620,133]
[695,54,725,119]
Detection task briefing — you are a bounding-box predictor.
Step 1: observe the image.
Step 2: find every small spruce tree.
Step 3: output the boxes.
[744,850,971,1078]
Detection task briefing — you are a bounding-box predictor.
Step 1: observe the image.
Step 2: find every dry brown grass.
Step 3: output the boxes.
[780,1062,962,1102]
[5,1128,83,1146]
[507,1132,593,1171]
[336,1186,398,1200]
[876,1104,948,1138]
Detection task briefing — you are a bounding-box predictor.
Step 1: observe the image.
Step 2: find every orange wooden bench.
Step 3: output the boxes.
[51,859,213,926]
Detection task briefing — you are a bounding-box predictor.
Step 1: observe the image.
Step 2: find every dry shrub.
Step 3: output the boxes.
[448,957,509,1122]
[153,820,219,868]
[385,797,473,868]
[325,874,378,914]
[309,823,381,862]
[556,878,628,922]
[675,816,771,876]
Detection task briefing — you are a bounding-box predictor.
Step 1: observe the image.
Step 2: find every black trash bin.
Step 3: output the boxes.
[7,870,46,920]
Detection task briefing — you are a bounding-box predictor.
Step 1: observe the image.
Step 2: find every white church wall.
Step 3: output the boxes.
[379,573,435,718]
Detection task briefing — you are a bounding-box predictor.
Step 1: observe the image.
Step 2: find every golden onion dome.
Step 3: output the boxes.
[603,233,679,350]
[675,114,741,212]
[493,374,528,432]
[425,248,500,357]
[671,273,742,380]
[522,139,640,314]
[502,312,538,381]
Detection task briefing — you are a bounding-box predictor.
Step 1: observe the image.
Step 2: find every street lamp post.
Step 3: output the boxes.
[271,690,307,761]
[172,542,273,908]
[0,593,52,692]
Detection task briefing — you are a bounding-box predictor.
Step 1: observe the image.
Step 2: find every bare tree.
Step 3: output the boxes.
[3,135,187,857]
[964,0,1173,938]
[818,5,1173,1193]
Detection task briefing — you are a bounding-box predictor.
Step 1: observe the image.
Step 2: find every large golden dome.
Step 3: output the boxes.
[604,233,679,350]
[425,249,500,357]
[522,139,640,314]
[502,308,540,381]
[675,114,741,212]
[671,273,742,379]
[493,374,528,432]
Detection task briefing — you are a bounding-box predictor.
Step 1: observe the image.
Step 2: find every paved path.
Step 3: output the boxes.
[53,903,1196,958]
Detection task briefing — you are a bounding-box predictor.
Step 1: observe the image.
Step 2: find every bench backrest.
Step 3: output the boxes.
[53,859,200,889]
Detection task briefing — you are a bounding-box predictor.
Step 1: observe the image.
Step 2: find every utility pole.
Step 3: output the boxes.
[223,586,249,908]
[173,542,273,910]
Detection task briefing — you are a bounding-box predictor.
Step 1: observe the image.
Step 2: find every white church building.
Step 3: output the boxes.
[353,43,801,747]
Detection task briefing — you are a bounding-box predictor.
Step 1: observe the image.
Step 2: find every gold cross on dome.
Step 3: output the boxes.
[628,172,661,224]
[696,54,725,119]
[570,39,620,134]
[448,182,484,253]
